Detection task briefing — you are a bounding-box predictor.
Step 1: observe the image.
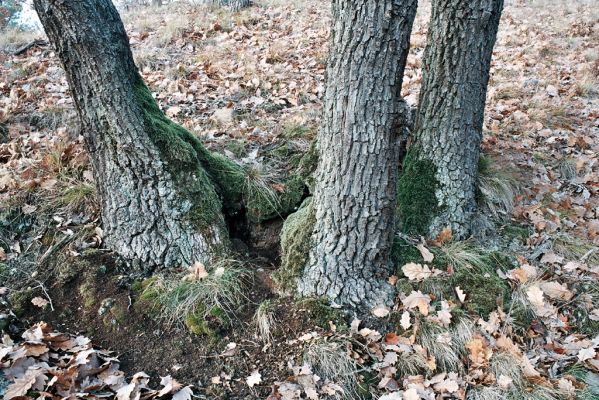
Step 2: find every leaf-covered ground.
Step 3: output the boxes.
[0,0,598,399]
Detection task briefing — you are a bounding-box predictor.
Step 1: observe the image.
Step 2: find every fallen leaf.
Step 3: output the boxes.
[402,291,431,316]
[31,297,49,308]
[455,287,466,303]
[172,386,194,400]
[540,281,573,301]
[402,263,432,282]
[246,370,262,388]
[400,311,412,330]
[372,306,390,318]
[417,243,434,262]
[578,347,596,362]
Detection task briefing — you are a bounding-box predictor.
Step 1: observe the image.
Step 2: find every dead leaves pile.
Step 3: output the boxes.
[0,322,193,400]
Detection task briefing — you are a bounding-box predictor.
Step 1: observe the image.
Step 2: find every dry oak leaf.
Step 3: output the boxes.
[417,243,434,263]
[578,348,596,362]
[31,297,49,308]
[455,287,466,303]
[172,386,194,400]
[4,369,41,400]
[372,306,390,318]
[158,375,183,396]
[465,336,492,367]
[540,281,573,301]
[402,263,433,282]
[400,311,412,330]
[402,291,431,316]
[432,227,453,247]
[185,262,208,281]
[246,370,262,388]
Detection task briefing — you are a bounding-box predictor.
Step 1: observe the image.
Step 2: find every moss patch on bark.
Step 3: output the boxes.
[133,76,308,228]
[273,198,315,292]
[397,148,441,236]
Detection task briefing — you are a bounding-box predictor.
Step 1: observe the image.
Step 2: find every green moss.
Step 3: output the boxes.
[135,277,162,316]
[224,139,246,158]
[501,224,530,244]
[133,76,236,235]
[79,278,96,311]
[183,306,229,337]
[451,267,509,317]
[130,280,144,293]
[273,198,315,291]
[9,288,34,317]
[392,237,423,274]
[296,140,318,193]
[397,148,441,236]
[301,297,347,331]
[56,261,85,285]
[184,310,212,335]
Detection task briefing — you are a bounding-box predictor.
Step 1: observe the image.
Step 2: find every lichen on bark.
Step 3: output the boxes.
[396,148,442,236]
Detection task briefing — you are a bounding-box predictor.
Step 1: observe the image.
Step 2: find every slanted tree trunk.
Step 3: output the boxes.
[397,0,504,240]
[34,0,245,269]
[297,0,417,308]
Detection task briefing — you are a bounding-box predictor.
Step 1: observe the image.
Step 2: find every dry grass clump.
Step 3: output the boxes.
[0,28,40,53]
[254,299,276,343]
[477,157,519,221]
[303,341,360,399]
[142,258,250,325]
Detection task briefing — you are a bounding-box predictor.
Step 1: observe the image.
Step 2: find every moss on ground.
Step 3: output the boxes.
[451,267,509,317]
[8,288,34,317]
[184,306,229,337]
[301,297,347,331]
[396,252,510,318]
[397,148,441,236]
[273,198,315,291]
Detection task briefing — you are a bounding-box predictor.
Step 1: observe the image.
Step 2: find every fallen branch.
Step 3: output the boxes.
[13,39,49,56]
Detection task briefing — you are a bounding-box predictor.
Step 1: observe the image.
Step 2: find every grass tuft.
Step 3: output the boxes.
[141,259,250,328]
[254,299,276,343]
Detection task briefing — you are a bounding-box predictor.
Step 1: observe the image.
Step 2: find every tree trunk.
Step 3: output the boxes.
[297,0,417,308]
[33,0,242,269]
[397,0,504,239]
[219,0,250,11]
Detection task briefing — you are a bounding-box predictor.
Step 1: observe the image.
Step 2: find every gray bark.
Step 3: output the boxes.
[408,0,504,239]
[298,0,417,308]
[220,0,250,11]
[34,0,228,269]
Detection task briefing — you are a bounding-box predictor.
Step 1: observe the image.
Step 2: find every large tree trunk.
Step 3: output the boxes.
[397,0,504,239]
[34,0,242,269]
[297,0,417,308]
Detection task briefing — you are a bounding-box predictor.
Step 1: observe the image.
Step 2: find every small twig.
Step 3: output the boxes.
[127,295,132,311]
[34,281,55,311]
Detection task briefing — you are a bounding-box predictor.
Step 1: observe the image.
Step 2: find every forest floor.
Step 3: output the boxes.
[0,0,598,399]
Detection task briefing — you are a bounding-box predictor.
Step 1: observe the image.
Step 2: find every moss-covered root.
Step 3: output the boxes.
[397,148,441,236]
[273,198,315,292]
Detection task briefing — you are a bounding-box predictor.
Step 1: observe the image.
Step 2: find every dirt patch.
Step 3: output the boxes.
[7,251,340,399]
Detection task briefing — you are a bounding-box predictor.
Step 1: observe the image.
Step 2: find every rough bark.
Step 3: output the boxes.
[219,0,250,11]
[34,0,237,269]
[398,0,504,239]
[298,0,417,308]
